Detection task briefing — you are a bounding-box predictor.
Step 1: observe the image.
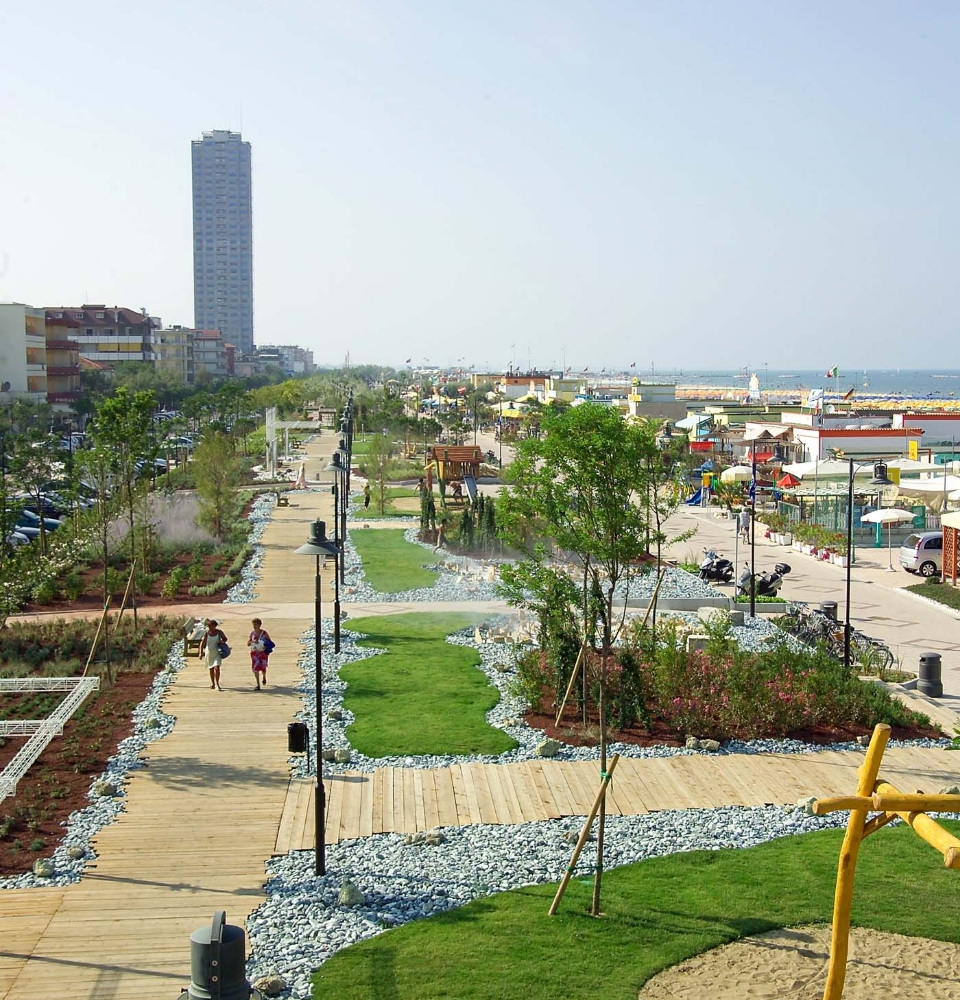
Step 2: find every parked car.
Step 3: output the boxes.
[899,531,943,577]
[17,509,63,533]
[5,530,30,549]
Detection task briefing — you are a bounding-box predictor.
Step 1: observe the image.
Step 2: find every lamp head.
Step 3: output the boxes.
[870,462,893,486]
[295,519,338,557]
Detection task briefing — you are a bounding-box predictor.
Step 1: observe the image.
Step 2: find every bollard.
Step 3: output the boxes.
[918,652,943,698]
[185,911,257,999]
[821,601,838,622]
[287,722,308,754]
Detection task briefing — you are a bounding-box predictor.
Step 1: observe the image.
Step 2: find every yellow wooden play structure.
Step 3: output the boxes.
[813,723,960,999]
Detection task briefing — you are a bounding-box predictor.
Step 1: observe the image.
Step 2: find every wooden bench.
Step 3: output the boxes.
[182,616,205,657]
[276,492,290,507]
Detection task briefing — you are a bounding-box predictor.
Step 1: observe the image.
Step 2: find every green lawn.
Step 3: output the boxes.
[315,821,960,1000]
[342,613,517,757]
[350,529,439,593]
[905,579,960,611]
[358,486,422,519]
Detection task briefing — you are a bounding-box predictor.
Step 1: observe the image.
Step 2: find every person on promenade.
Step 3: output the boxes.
[739,508,751,544]
[363,483,371,509]
[248,618,272,690]
[199,618,228,691]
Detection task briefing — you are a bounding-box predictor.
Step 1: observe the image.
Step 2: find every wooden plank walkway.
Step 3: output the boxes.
[0,441,340,1000]
[273,745,960,852]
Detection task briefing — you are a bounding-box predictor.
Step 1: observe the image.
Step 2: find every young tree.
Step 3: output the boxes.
[8,426,62,555]
[498,403,652,914]
[360,433,395,514]
[74,443,117,609]
[193,431,243,540]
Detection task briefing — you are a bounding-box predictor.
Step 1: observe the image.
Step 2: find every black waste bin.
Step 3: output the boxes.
[918,652,943,698]
[188,911,251,1000]
[821,601,838,621]
[288,721,309,753]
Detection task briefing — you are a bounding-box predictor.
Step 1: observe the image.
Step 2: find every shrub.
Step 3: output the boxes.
[33,579,58,605]
[509,648,554,713]
[61,572,86,601]
[161,566,186,599]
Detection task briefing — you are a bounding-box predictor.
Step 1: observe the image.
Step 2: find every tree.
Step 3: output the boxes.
[362,433,395,514]
[74,443,117,609]
[88,387,159,621]
[193,431,243,540]
[8,426,62,555]
[498,403,652,914]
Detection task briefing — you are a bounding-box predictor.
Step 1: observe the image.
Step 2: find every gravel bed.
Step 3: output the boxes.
[340,528,501,602]
[289,622,947,778]
[0,643,189,890]
[245,805,848,997]
[225,490,285,603]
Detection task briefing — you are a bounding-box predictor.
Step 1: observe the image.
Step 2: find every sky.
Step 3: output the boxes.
[2,1,959,371]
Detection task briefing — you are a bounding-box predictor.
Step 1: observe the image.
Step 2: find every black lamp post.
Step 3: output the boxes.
[324,452,350,649]
[295,519,338,875]
[843,460,893,668]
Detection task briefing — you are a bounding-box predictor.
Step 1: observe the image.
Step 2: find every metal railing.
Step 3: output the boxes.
[0,676,100,802]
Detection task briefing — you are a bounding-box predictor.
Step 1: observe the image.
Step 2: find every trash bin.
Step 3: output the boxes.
[287,722,309,753]
[188,911,251,1000]
[820,601,838,621]
[918,652,943,698]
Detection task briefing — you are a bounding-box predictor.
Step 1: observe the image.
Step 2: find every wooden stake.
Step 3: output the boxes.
[823,723,890,1000]
[555,645,585,727]
[82,601,112,678]
[548,753,620,917]
[116,559,136,629]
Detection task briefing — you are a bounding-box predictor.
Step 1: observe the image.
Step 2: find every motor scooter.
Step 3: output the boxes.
[736,562,791,598]
[699,548,734,583]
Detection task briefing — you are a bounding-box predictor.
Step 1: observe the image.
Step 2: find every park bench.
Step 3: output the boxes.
[275,492,290,507]
[182,616,205,657]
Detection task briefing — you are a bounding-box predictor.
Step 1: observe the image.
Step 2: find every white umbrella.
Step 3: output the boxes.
[861,508,916,571]
[720,465,754,483]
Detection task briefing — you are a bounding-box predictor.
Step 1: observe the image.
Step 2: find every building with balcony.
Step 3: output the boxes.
[191,329,231,379]
[43,305,156,368]
[43,315,82,409]
[0,303,48,405]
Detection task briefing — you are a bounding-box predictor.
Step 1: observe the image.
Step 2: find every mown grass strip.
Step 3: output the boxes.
[342,613,516,757]
[350,529,439,593]
[315,820,960,999]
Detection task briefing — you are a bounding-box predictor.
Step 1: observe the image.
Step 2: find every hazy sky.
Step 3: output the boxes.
[2,2,958,370]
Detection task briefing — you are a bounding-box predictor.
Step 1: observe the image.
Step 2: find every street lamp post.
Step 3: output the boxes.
[295,519,338,875]
[749,439,757,618]
[843,460,893,668]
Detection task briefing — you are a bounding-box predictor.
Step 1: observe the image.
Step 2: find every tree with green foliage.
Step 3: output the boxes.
[74,442,118,609]
[7,425,61,555]
[193,431,243,540]
[88,387,159,620]
[498,403,653,914]
[359,433,395,514]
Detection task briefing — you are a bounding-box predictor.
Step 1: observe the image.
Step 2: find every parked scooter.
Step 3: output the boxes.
[699,548,735,583]
[736,562,792,599]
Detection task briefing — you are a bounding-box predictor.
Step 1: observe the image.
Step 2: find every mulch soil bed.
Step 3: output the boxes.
[528,708,943,749]
[0,663,158,877]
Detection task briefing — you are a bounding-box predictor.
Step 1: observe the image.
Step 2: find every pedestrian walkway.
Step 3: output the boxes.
[2,445,959,999]
[273,745,960,851]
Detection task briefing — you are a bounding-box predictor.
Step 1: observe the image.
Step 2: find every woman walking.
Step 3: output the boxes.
[248,618,273,690]
[199,619,228,691]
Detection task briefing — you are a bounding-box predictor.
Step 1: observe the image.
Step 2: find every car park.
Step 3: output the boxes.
[899,531,943,577]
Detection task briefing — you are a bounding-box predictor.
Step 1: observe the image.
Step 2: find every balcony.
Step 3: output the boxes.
[47,365,81,377]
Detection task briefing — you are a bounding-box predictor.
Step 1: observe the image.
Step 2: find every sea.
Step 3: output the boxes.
[643,368,960,401]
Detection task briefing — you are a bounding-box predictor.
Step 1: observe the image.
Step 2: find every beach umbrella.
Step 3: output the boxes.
[860,508,916,571]
[777,473,801,489]
[720,465,754,483]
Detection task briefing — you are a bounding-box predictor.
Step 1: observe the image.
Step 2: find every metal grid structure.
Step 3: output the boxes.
[0,676,100,802]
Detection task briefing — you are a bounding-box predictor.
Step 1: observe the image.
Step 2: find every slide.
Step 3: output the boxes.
[464,475,478,502]
[684,487,703,506]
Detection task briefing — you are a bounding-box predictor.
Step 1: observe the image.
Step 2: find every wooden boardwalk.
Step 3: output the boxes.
[273,745,960,852]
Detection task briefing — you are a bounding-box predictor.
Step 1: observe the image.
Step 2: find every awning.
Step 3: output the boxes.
[754,451,775,462]
[690,441,713,452]
[676,414,712,431]
[744,425,789,441]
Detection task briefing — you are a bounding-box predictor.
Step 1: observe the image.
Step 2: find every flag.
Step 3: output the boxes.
[826,365,838,378]
[842,386,855,400]
[582,365,589,372]
[629,361,636,368]
[405,358,411,364]
[748,479,756,501]
[564,367,571,374]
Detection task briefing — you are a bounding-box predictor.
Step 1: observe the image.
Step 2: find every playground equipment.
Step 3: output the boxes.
[426,445,483,508]
[812,723,960,999]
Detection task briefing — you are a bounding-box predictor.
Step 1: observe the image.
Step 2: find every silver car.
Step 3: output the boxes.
[899,531,943,577]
